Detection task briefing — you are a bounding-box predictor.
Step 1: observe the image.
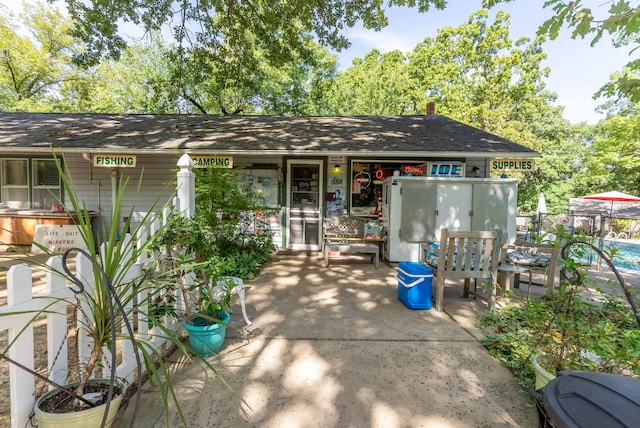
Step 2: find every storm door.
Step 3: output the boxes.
[286,160,323,250]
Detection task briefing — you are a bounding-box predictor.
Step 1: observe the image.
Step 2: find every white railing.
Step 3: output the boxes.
[0,222,182,427]
[0,156,197,428]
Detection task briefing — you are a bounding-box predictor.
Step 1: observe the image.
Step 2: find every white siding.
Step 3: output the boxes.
[64,154,178,237]
[64,153,286,239]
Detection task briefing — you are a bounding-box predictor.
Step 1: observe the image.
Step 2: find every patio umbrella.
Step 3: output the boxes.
[582,191,640,218]
[537,193,547,215]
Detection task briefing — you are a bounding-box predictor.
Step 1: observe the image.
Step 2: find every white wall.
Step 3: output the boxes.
[64,154,178,239]
[64,153,285,241]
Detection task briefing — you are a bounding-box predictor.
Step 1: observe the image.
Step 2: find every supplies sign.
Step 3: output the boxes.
[490,159,535,172]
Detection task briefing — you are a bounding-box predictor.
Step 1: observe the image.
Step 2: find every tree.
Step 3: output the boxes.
[524,118,590,213]
[484,0,640,101]
[321,11,561,132]
[45,1,449,115]
[319,49,419,115]
[161,36,339,115]
[0,2,86,111]
[408,10,557,135]
[62,35,184,113]
[578,99,640,196]
[59,0,448,66]
[250,40,340,115]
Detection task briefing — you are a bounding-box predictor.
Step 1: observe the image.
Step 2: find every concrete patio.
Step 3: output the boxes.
[117,253,539,427]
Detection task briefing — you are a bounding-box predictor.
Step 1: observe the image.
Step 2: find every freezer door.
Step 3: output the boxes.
[399,181,437,242]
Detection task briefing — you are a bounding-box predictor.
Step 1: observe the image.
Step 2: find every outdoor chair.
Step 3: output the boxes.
[501,241,560,297]
[420,229,501,312]
[214,276,252,325]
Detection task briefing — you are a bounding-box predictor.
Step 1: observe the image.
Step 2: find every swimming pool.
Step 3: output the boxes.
[598,239,640,272]
[514,233,640,272]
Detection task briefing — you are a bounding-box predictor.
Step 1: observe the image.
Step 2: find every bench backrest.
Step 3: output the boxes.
[436,229,500,279]
[323,216,367,238]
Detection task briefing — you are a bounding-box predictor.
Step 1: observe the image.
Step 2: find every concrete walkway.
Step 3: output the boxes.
[117,254,538,427]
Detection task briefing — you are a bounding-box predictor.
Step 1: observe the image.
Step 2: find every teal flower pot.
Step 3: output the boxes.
[183,311,230,356]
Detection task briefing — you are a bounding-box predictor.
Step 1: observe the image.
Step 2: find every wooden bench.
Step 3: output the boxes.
[420,229,501,312]
[323,216,384,268]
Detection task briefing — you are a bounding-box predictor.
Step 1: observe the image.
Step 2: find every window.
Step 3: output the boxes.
[350,161,426,215]
[2,159,28,208]
[32,159,61,209]
[0,158,60,209]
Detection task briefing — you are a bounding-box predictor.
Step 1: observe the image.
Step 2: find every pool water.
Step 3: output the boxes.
[601,240,640,272]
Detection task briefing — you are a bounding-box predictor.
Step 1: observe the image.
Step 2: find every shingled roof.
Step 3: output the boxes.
[0,113,538,158]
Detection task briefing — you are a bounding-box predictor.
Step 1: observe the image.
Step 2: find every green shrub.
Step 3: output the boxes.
[478,288,640,396]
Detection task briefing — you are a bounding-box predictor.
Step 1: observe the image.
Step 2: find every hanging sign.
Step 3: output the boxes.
[190,155,234,168]
[93,155,136,168]
[490,159,535,172]
[354,171,371,188]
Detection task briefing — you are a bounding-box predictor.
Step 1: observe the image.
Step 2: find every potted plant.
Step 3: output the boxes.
[150,213,238,356]
[181,276,237,356]
[0,152,226,427]
[149,165,275,356]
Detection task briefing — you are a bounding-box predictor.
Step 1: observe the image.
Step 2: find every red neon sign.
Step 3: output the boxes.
[403,165,425,176]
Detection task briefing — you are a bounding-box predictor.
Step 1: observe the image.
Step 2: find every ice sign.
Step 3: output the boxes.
[427,162,465,178]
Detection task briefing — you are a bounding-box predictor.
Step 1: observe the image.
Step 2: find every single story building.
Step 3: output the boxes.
[0,112,538,251]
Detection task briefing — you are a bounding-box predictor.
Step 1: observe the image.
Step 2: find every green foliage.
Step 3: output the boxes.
[58,0,448,66]
[194,167,260,229]
[156,210,274,284]
[320,49,419,115]
[151,167,275,325]
[478,237,640,395]
[579,108,640,197]
[321,10,559,126]
[484,0,640,102]
[612,218,634,234]
[192,166,277,278]
[68,35,183,113]
[0,2,87,111]
[479,287,640,394]
[408,10,555,133]
[207,228,275,280]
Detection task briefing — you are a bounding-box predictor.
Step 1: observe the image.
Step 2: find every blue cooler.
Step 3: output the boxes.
[397,262,433,310]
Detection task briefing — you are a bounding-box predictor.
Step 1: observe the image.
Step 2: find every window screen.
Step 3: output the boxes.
[3,159,28,186]
[33,159,60,186]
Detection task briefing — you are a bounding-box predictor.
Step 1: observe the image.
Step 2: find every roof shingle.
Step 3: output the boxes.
[0,113,538,158]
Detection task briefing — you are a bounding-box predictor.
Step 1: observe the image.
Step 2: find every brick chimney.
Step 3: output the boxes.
[426,102,436,115]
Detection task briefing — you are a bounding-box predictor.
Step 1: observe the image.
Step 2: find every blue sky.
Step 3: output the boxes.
[3,0,633,124]
[332,1,634,124]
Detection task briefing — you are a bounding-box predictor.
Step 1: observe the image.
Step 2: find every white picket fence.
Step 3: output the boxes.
[0,220,181,427]
[0,155,197,428]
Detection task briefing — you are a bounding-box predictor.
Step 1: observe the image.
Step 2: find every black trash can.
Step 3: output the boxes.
[536,370,640,428]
